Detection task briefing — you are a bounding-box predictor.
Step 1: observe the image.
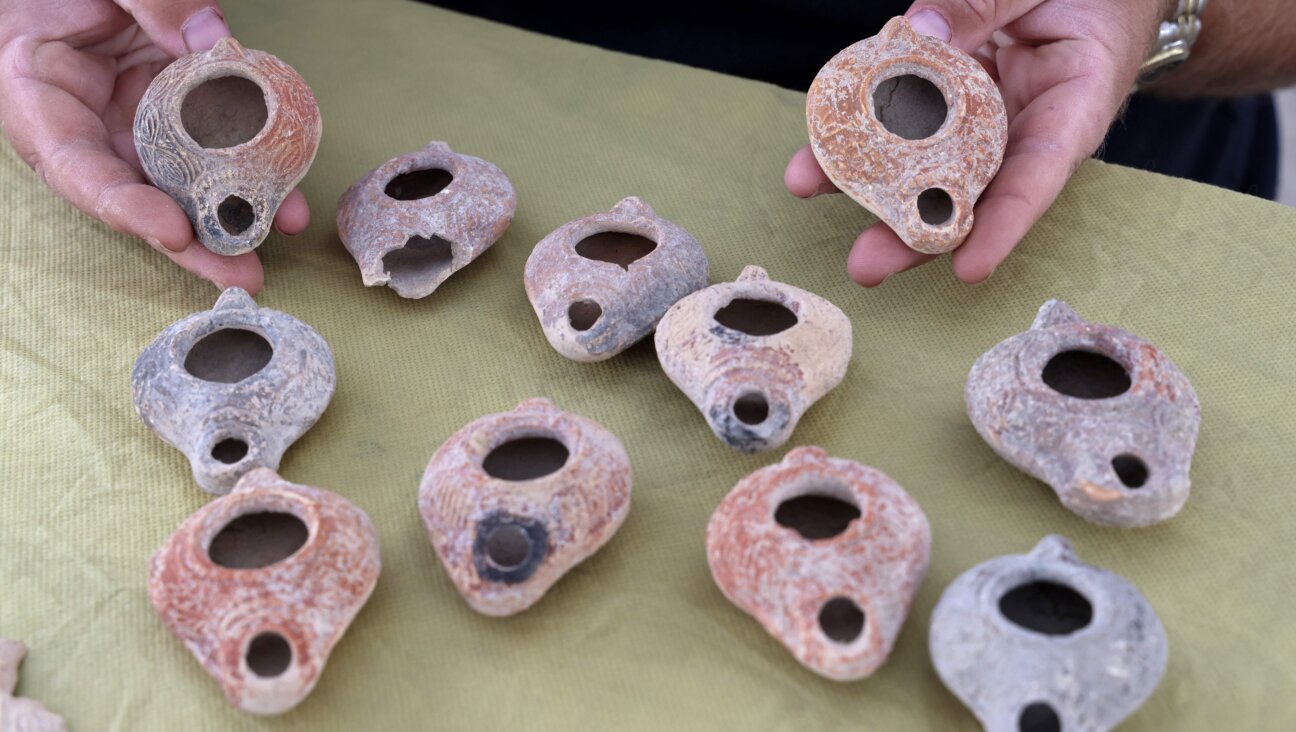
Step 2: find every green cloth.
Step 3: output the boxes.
[2,0,1294,728]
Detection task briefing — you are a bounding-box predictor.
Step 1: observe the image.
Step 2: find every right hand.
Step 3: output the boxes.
[0,0,312,293]
[786,0,1166,287]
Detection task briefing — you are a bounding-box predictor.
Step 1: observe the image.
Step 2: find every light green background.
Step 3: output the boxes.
[2,0,1294,728]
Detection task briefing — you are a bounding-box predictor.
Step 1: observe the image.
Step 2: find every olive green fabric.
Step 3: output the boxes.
[2,0,1294,728]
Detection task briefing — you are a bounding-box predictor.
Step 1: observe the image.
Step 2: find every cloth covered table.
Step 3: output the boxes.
[2,0,1294,728]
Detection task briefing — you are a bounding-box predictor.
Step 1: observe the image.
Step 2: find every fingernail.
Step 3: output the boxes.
[145,236,164,252]
[908,9,951,42]
[811,180,836,198]
[182,8,230,53]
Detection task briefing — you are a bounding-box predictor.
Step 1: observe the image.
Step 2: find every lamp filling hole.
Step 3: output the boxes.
[1041,350,1132,399]
[1112,454,1149,488]
[211,438,248,465]
[208,512,309,569]
[217,195,255,235]
[184,328,273,383]
[180,75,268,149]
[482,437,569,481]
[732,392,769,425]
[917,188,953,225]
[713,298,798,336]
[775,493,861,540]
[485,524,532,569]
[574,231,657,270]
[246,632,292,678]
[1019,702,1061,732]
[473,513,549,583]
[384,168,453,200]
[818,597,865,643]
[999,581,1093,636]
[568,300,602,331]
[872,74,947,140]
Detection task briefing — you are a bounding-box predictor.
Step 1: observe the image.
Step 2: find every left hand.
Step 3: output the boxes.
[786,0,1167,285]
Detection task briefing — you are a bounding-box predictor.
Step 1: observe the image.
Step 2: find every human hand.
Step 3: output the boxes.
[786,0,1167,285]
[0,0,311,293]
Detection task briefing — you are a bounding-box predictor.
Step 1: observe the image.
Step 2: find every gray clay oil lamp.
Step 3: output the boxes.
[655,265,851,453]
[966,300,1200,527]
[132,288,335,495]
[337,141,516,298]
[524,197,709,361]
[419,398,632,616]
[929,535,1167,731]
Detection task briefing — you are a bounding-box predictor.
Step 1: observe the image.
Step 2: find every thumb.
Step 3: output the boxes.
[114,0,232,57]
[903,0,1044,53]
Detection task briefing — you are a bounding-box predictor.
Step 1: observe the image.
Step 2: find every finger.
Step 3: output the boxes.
[27,35,120,116]
[950,153,1053,284]
[784,145,838,198]
[273,188,310,235]
[97,181,196,252]
[163,244,264,294]
[951,69,1114,283]
[846,221,937,287]
[972,43,1000,82]
[905,0,1047,52]
[114,0,230,57]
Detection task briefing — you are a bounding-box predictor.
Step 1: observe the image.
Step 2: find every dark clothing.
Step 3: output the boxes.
[431,1,1279,199]
[1104,93,1278,198]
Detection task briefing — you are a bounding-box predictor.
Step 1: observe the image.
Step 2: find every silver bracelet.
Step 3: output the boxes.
[1138,0,1208,87]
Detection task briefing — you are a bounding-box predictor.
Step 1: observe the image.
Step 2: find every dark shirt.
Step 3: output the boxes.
[431,0,1278,199]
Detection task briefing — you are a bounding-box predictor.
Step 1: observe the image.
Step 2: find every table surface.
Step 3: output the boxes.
[2,0,1294,729]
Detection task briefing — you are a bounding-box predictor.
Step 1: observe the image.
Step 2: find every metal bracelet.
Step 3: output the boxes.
[1137,0,1207,87]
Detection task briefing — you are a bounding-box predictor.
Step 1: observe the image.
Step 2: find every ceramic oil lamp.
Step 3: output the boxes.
[807,17,1007,254]
[148,468,381,715]
[419,398,632,616]
[132,288,335,495]
[337,141,516,298]
[134,38,322,256]
[966,300,1200,527]
[655,266,851,452]
[0,640,67,732]
[524,197,708,361]
[929,535,1167,731]
[707,447,930,681]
